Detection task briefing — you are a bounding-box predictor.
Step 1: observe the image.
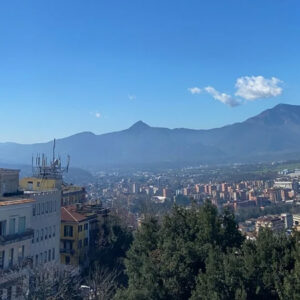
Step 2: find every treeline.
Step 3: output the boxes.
[38,202,300,299]
[113,202,300,300]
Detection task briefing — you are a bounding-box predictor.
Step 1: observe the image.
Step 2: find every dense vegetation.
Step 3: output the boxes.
[113,202,300,300]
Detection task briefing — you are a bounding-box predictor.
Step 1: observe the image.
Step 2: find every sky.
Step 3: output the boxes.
[0,0,300,143]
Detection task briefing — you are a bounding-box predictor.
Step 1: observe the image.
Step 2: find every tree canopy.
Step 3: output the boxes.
[115,201,300,300]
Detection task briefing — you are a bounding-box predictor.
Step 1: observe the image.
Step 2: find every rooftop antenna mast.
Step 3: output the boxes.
[53,138,56,163]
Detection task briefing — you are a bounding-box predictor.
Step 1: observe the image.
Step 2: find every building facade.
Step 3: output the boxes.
[60,205,97,266]
[25,190,61,266]
[61,185,86,207]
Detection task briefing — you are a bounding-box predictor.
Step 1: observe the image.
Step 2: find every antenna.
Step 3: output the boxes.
[53,138,56,163]
[66,155,70,172]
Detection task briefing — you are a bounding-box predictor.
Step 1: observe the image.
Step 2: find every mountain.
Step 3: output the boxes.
[1,104,300,170]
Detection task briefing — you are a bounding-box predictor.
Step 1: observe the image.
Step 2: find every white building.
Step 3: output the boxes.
[0,169,35,299]
[0,168,20,196]
[273,181,293,189]
[25,190,61,266]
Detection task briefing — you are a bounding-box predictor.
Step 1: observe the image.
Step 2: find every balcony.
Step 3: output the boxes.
[60,248,75,255]
[0,229,34,246]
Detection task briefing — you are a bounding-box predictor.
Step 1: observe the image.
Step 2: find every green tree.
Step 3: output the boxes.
[89,214,133,287]
[115,217,163,300]
[117,201,244,299]
[191,248,246,300]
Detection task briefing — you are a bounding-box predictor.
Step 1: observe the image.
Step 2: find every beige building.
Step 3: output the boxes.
[255,215,285,233]
[62,185,86,207]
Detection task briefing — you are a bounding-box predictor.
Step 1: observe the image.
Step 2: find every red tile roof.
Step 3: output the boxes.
[61,205,91,223]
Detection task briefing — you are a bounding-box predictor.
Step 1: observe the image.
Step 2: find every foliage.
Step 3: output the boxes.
[116,201,244,299]
[88,213,133,287]
[24,264,81,300]
[116,201,300,300]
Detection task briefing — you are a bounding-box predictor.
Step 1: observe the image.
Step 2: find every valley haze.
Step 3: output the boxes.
[1,103,300,170]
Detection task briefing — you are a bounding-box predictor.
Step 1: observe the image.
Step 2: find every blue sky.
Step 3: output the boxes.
[0,0,300,143]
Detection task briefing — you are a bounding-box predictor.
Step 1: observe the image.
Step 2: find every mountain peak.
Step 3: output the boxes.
[128,121,151,131]
[273,103,298,110]
[246,103,300,126]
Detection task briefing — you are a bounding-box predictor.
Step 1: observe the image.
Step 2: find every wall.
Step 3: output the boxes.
[28,190,61,266]
[0,201,33,270]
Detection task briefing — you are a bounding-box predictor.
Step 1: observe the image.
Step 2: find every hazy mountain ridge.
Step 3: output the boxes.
[1,104,300,170]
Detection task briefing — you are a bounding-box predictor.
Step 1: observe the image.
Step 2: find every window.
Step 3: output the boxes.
[41,203,44,215]
[9,218,16,235]
[49,226,52,238]
[18,216,26,233]
[36,230,39,242]
[64,225,73,237]
[64,240,73,250]
[48,250,51,262]
[16,286,22,298]
[50,201,52,213]
[44,251,47,263]
[33,204,36,216]
[52,248,55,260]
[0,221,6,236]
[40,252,43,264]
[84,223,88,231]
[37,181,40,187]
[41,229,44,241]
[35,254,38,266]
[27,181,33,190]
[18,245,25,262]
[84,238,88,247]
[78,225,83,233]
[0,251,5,269]
[65,256,70,265]
[54,200,57,212]
[18,246,23,258]
[7,287,12,300]
[37,203,40,215]
[45,202,49,213]
[9,248,14,267]
[78,240,82,249]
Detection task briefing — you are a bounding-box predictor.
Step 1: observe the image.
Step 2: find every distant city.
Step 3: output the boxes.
[2,138,300,298]
[1,0,300,297]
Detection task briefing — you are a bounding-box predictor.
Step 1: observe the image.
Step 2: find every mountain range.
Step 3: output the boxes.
[1,103,300,170]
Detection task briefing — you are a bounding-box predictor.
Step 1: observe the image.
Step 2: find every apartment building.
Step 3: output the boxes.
[0,169,34,299]
[61,185,86,206]
[255,215,285,233]
[25,190,61,266]
[60,205,98,266]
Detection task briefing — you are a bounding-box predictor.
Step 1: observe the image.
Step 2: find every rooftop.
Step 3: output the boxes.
[62,185,85,193]
[0,197,35,206]
[0,168,20,174]
[61,205,97,223]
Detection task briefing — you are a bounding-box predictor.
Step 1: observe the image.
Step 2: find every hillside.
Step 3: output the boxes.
[0,104,300,169]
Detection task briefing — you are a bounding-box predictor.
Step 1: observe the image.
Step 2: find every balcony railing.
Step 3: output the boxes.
[60,248,75,255]
[0,229,34,245]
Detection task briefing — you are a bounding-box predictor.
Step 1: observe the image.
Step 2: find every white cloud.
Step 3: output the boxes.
[90,111,101,118]
[235,76,282,100]
[188,87,202,94]
[205,86,240,107]
[128,94,136,101]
